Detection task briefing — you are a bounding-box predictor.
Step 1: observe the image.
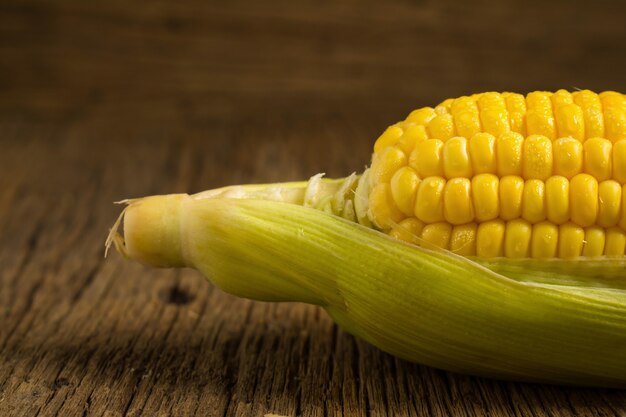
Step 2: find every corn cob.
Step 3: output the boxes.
[107,90,626,387]
[370,90,626,258]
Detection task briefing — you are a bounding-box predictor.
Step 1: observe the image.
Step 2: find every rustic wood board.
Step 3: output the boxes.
[1,1,626,416]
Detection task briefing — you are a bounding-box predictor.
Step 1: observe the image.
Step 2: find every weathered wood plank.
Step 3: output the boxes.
[2,0,626,116]
[1,0,626,416]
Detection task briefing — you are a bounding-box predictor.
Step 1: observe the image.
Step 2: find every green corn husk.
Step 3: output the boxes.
[106,175,626,388]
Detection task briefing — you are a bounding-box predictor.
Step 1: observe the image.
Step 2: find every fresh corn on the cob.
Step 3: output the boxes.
[107,90,626,387]
[369,89,626,258]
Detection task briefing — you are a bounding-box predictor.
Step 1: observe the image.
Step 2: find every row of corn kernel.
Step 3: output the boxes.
[404,92,515,141]
[407,135,626,182]
[371,135,626,185]
[399,90,625,146]
[370,172,626,230]
[389,218,626,258]
[487,90,621,141]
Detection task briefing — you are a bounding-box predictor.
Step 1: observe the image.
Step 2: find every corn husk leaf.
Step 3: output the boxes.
[179,196,626,388]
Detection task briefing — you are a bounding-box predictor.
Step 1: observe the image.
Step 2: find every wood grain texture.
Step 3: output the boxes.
[1,1,625,416]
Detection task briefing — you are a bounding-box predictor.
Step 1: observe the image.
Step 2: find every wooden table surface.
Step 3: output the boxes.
[1,1,626,416]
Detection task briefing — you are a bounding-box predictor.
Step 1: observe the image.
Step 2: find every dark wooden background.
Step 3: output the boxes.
[1,1,626,416]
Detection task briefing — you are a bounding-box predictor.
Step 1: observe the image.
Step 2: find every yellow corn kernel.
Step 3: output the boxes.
[421,222,452,249]
[504,219,532,258]
[526,91,556,139]
[450,96,473,109]
[472,174,499,221]
[389,218,425,245]
[434,106,447,116]
[600,91,626,108]
[552,90,584,141]
[374,126,404,153]
[405,107,436,125]
[435,105,450,116]
[545,176,570,224]
[469,133,496,174]
[478,92,510,136]
[368,183,406,230]
[443,137,472,178]
[521,179,546,223]
[476,220,505,258]
[496,132,524,176]
[531,222,558,258]
[605,227,626,256]
[572,90,604,139]
[390,167,421,217]
[409,139,444,177]
[427,113,455,141]
[414,176,446,223]
[570,173,598,227]
[502,92,527,135]
[582,227,606,257]
[443,178,473,225]
[613,140,626,183]
[393,121,414,130]
[551,89,574,107]
[558,222,585,258]
[597,180,621,228]
[397,125,428,156]
[437,98,455,112]
[450,223,477,256]
[451,96,481,139]
[499,175,524,220]
[600,92,626,142]
[584,138,612,181]
[370,146,407,187]
[555,104,585,142]
[523,134,553,181]
[553,137,583,179]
